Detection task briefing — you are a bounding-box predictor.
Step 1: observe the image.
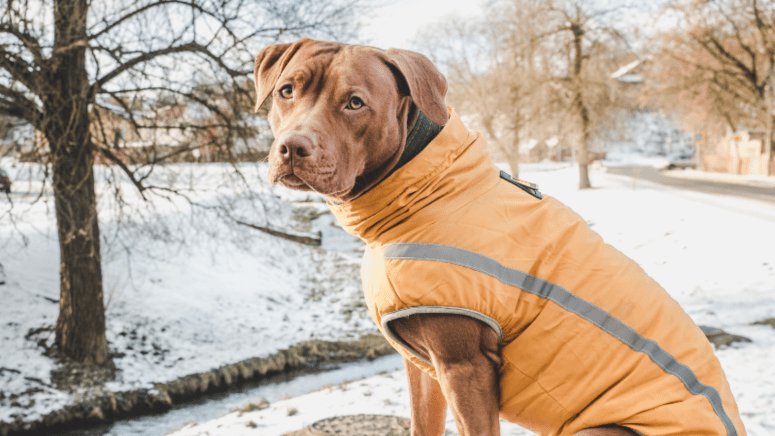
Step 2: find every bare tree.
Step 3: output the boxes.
[416,1,551,179]
[415,0,629,187]
[529,0,631,189]
[0,0,369,365]
[654,0,775,175]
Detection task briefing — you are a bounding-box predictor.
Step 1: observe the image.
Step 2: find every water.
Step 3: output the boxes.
[54,353,403,436]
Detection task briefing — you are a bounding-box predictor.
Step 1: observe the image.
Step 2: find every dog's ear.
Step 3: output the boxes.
[385,48,449,126]
[254,38,310,112]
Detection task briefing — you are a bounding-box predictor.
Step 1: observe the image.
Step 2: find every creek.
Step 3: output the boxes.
[52,353,403,436]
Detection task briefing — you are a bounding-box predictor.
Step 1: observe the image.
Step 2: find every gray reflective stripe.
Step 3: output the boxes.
[383,242,738,436]
[381,306,503,365]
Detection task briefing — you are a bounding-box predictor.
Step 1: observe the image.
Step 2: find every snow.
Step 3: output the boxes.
[2,158,775,435]
[0,160,373,424]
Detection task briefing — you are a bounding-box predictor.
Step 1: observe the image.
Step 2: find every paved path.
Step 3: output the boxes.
[605,166,775,204]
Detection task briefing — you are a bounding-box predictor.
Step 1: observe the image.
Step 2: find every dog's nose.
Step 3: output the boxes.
[278,135,313,160]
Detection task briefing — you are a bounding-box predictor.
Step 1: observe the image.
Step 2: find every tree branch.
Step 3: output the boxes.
[0,85,44,128]
[52,39,89,56]
[0,24,44,62]
[91,129,149,200]
[186,42,251,77]
[89,0,220,41]
[233,219,321,246]
[696,34,759,94]
[91,41,251,94]
[0,103,25,119]
[0,49,37,93]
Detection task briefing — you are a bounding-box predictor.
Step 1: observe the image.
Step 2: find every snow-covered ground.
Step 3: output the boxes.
[172,163,775,436]
[0,161,374,425]
[2,157,774,435]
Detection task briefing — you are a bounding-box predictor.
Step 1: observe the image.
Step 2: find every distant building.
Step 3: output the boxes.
[92,96,273,165]
[713,129,772,176]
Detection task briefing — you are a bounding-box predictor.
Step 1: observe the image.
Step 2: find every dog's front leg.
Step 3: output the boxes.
[405,357,447,436]
[390,314,502,436]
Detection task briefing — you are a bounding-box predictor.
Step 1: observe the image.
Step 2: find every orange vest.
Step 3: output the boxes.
[329,109,746,436]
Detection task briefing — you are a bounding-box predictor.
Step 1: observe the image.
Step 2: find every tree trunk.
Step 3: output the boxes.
[571,23,591,189]
[765,105,773,176]
[509,93,521,179]
[49,0,109,365]
[575,100,591,189]
[505,150,521,179]
[482,116,520,177]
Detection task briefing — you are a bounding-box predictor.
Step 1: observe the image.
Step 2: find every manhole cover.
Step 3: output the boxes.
[310,414,410,436]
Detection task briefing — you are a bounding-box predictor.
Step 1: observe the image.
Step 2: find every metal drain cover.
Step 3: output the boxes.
[310,414,410,436]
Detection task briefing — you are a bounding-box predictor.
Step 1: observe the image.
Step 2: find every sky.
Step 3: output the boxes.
[359,0,667,56]
[360,0,485,50]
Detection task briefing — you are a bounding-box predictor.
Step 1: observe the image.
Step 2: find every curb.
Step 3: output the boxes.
[0,335,395,436]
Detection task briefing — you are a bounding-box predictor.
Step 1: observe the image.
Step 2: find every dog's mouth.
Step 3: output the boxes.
[278,173,313,191]
[272,163,353,199]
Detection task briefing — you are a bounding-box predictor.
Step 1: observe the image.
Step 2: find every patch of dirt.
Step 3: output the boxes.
[51,360,117,394]
[22,324,119,394]
[752,318,775,329]
[699,325,752,348]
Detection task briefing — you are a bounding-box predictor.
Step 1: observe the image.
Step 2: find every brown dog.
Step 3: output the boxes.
[254,39,744,436]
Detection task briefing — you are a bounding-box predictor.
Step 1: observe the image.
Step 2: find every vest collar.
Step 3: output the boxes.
[388,108,443,177]
[329,107,499,245]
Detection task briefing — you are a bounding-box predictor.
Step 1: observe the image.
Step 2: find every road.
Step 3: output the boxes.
[605,166,775,204]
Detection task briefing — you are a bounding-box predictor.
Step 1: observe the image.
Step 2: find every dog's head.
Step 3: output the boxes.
[254,38,448,202]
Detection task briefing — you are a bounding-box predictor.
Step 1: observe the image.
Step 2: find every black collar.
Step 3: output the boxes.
[389,109,444,175]
[332,109,444,204]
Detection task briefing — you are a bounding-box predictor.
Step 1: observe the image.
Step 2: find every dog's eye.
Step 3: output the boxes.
[346,96,364,110]
[279,85,293,99]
